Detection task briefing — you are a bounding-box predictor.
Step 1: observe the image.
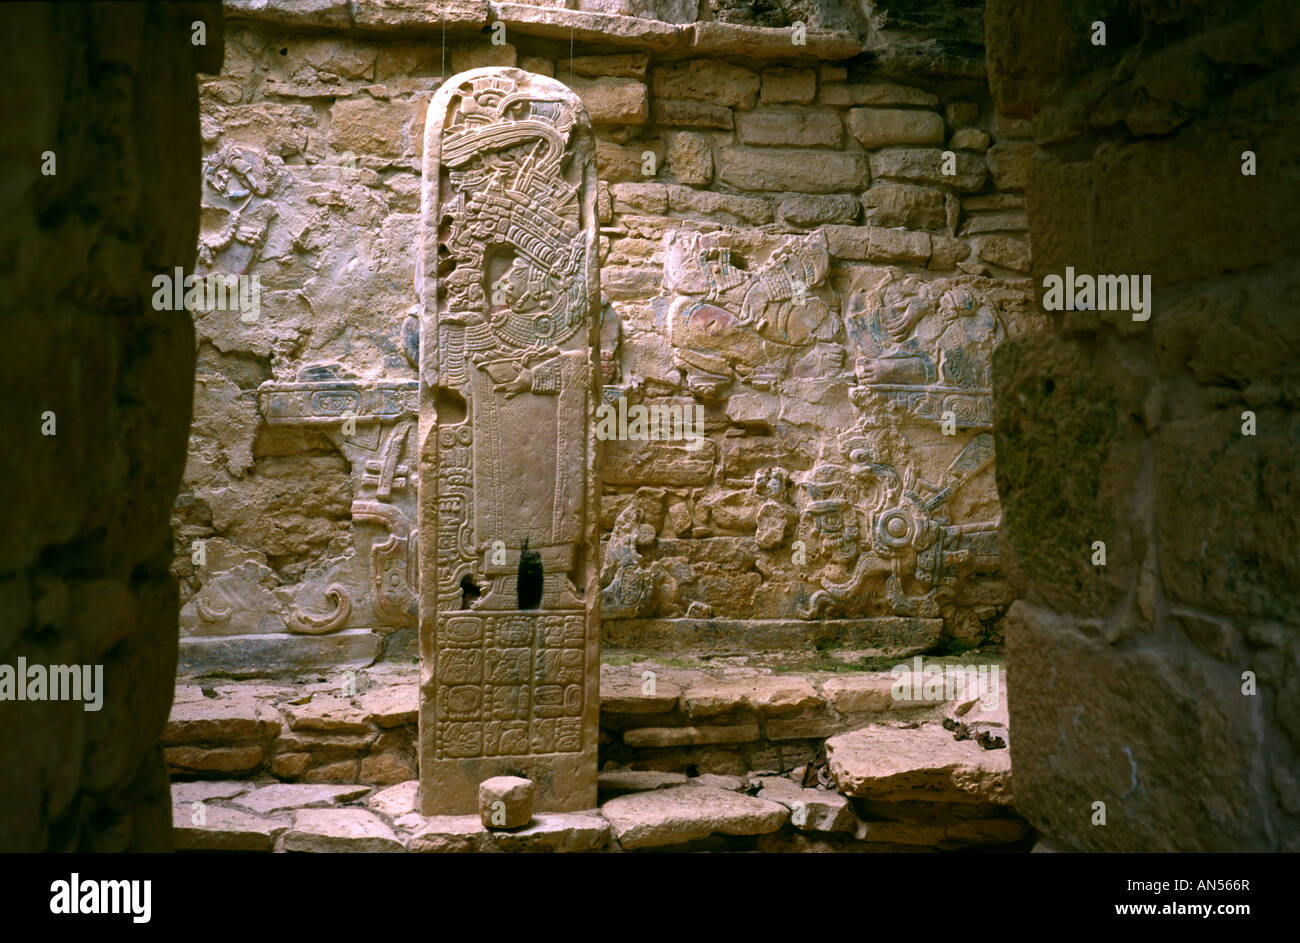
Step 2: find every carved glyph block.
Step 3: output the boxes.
[417,68,601,814]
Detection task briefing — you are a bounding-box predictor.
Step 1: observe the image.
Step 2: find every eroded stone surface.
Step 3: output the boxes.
[601,785,789,849]
[479,776,535,830]
[417,68,601,814]
[826,725,1013,804]
[282,808,403,853]
[173,804,287,852]
[235,783,371,816]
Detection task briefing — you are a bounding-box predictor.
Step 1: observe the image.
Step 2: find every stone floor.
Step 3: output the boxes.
[170,652,1024,852]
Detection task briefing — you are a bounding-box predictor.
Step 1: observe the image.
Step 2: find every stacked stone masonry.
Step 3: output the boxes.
[167,658,1028,852]
[175,0,1040,681]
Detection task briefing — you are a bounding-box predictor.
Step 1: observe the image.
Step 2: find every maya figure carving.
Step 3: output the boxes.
[417,69,601,814]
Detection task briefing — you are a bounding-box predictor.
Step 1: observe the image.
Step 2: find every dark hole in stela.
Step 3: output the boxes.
[517,537,543,610]
[460,575,481,610]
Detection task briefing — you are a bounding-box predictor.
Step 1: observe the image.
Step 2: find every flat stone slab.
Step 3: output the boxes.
[282,808,403,853]
[282,695,371,734]
[603,618,942,655]
[598,770,690,796]
[358,685,418,728]
[173,804,287,852]
[601,785,789,850]
[366,780,419,818]
[825,725,1013,805]
[599,664,682,714]
[820,674,937,714]
[681,675,820,718]
[234,783,372,816]
[621,723,760,747]
[164,697,281,742]
[755,777,858,833]
[177,630,381,678]
[170,781,251,804]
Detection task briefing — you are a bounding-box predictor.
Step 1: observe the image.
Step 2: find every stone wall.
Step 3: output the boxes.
[986,0,1300,851]
[0,1,221,851]
[173,0,1040,677]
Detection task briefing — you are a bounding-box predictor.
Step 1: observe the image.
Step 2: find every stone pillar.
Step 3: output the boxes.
[986,0,1300,851]
[417,68,601,815]
[0,1,222,851]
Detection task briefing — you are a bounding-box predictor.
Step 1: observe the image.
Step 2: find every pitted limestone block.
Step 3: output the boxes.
[755,777,857,832]
[825,725,1013,804]
[601,785,788,850]
[173,804,287,852]
[848,108,946,148]
[282,808,403,853]
[479,776,535,830]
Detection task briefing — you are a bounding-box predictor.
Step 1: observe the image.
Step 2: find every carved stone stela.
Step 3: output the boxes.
[417,68,601,814]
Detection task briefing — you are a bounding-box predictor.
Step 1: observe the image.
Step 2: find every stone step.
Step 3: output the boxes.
[166,661,1001,784]
[172,728,1029,853]
[824,724,1013,805]
[600,785,789,850]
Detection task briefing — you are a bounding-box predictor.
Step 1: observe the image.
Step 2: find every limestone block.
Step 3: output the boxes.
[680,675,820,718]
[688,23,861,60]
[987,141,1033,190]
[282,808,403,852]
[776,194,859,227]
[667,132,713,185]
[821,83,938,108]
[451,43,517,73]
[717,148,870,193]
[950,128,990,151]
[652,99,733,129]
[869,147,987,191]
[652,59,760,110]
[825,725,1013,804]
[601,785,788,849]
[621,724,760,747]
[755,777,857,832]
[860,182,946,229]
[366,780,419,818]
[736,108,843,148]
[479,776,535,830]
[848,108,946,148]
[359,685,418,728]
[165,745,264,774]
[569,53,649,79]
[233,783,370,816]
[283,695,371,734]
[975,235,1031,272]
[572,77,649,126]
[598,770,689,796]
[760,67,817,104]
[173,805,287,852]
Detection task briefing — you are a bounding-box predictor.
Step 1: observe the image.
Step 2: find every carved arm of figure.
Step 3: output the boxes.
[487,345,563,398]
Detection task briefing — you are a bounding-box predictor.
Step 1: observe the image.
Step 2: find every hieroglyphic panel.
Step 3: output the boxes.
[417,68,601,815]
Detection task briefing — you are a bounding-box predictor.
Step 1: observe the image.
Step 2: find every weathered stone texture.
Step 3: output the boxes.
[175,8,1037,683]
[418,68,601,814]
[0,1,222,852]
[987,0,1300,851]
